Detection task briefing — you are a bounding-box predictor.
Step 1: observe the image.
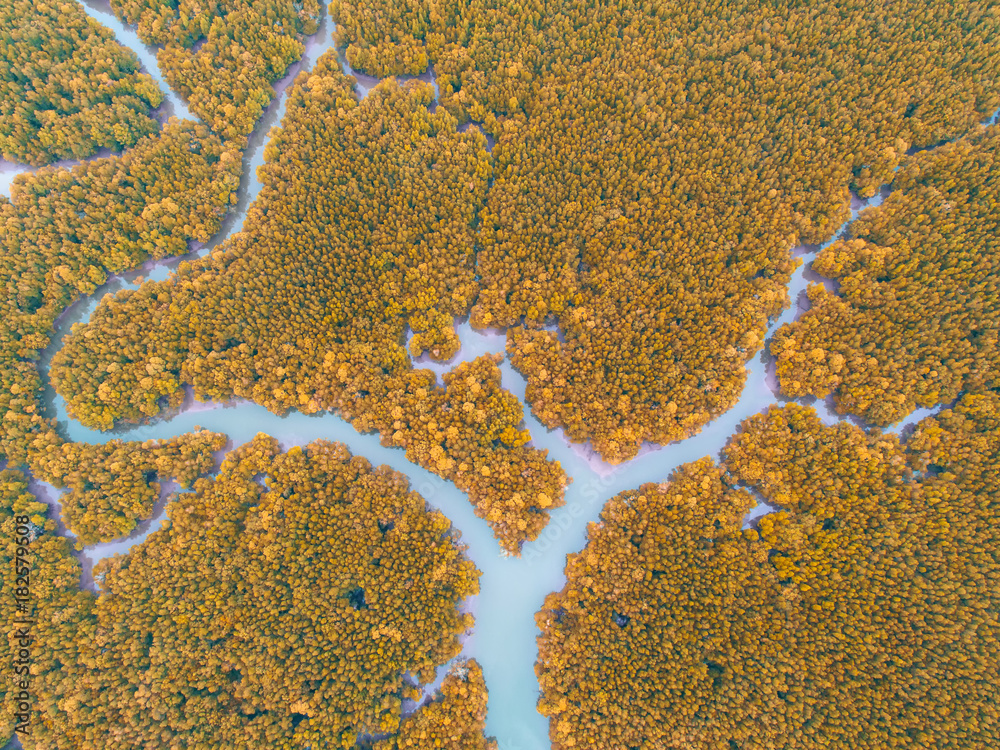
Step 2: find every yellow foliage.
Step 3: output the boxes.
[52,61,566,553]
[539,398,1000,748]
[773,126,1000,424]
[0,121,240,467]
[111,0,321,143]
[375,660,497,750]
[0,0,162,165]
[18,436,480,748]
[333,0,1000,461]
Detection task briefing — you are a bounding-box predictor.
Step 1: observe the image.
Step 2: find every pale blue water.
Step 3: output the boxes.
[23,6,925,749]
[42,194,890,749]
[78,0,196,123]
[0,161,29,197]
[0,0,193,198]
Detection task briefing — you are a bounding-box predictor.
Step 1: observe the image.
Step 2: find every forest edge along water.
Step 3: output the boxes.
[6,3,997,749]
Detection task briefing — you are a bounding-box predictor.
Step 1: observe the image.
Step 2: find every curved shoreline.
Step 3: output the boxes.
[39,190,893,750]
[22,9,980,749]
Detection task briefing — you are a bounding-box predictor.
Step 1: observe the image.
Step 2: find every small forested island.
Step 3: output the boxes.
[2,0,1000,747]
[109,0,320,144]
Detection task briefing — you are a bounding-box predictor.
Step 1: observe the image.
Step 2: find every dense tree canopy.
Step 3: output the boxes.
[537,398,1000,748]
[0,122,238,568]
[52,58,567,553]
[335,0,1000,461]
[5,438,482,749]
[0,469,93,749]
[374,660,497,750]
[773,124,1000,424]
[535,461,780,748]
[30,429,226,546]
[6,4,1000,746]
[110,0,321,143]
[0,120,240,468]
[0,0,162,165]
[726,400,1000,748]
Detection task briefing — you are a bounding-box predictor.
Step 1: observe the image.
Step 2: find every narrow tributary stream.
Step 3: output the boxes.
[18,6,949,748]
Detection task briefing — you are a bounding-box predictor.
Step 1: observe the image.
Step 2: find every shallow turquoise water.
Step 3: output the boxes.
[20,6,922,749]
[0,0,196,198]
[43,239,884,749]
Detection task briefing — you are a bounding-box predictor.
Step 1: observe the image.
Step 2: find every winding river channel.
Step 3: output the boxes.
[9,6,948,749]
